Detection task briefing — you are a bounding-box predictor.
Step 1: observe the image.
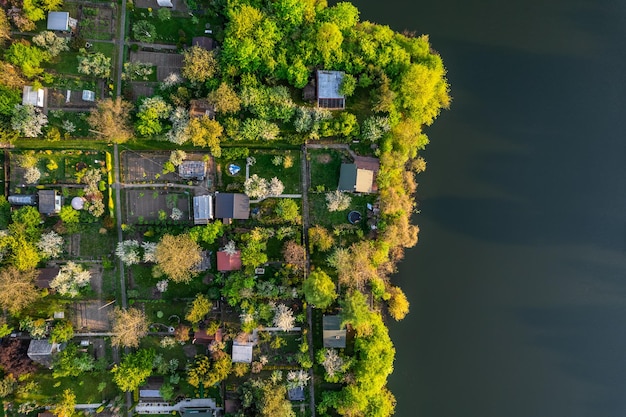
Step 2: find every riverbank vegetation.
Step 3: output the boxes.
[0,0,449,416]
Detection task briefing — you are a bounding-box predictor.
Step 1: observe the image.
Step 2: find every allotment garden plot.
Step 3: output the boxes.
[77,4,117,41]
[123,151,179,183]
[124,189,191,224]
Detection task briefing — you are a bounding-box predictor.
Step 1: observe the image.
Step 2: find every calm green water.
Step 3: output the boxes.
[350,0,626,416]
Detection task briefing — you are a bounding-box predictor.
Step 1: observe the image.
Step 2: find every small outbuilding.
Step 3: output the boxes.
[338,163,374,193]
[193,195,213,225]
[322,315,346,348]
[47,11,70,31]
[192,37,215,51]
[316,70,346,109]
[216,250,242,272]
[157,0,173,7]
[288,387,305,402]
[22,86,45,107]
[231,342,253,363]
[38,190,62,215]
[27,339,63,367]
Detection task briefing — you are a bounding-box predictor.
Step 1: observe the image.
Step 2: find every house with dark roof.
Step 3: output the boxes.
[37,267,60,289]
[193,195,213,225]
[38,190,62,215]
[179,160,207,181]
[194,250,212,272]
[316,70,346,109]
[215,193,249,221]
[322,315,346,348]
[189,99,215,119]
[217,250,241,272]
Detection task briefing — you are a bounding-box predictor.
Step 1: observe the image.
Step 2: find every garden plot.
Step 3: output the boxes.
[130,51,183,82]
[124,189,191,224]
[122,151,178,182]
[78,5,117,40]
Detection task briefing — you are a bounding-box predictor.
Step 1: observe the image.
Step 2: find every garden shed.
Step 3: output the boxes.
[316,70,345,109]
[22,86,45,107]
[27,339,63,367]
[38,190,62,215]
[193,195,213,225]
[231,342,253,363]
[338,163,374,193]
[322,315,346,348]
[47,11,70,31]
[216,250,241,272]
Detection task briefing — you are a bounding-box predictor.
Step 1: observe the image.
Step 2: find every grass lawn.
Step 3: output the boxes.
[139,335,202,369]
[77,224,117,258]
[129,9,215,44]
[44,50,82,76]
[249,149,302,194]
[308,149,345,191]
[22,370,116,404]
[308,193,376,228]
[47,110,92,137]
[129,264,209,300]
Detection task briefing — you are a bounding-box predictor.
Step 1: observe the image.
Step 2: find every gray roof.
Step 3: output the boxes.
[215,193,249,220]
[22,86,44,107]
[47,11,69,31]
[338,163,373,193]
[178,160,206,180]
[38,190,61,214]
[317,70,345,109]
[323,315,346,348]
[193,195,213,225]
[232,343,253,363]
[288,387,305,401]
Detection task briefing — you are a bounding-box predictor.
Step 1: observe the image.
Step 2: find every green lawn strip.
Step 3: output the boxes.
[23,370,116,404]
[77,224,117,258]
[128,9,215,44]
[308,149,344,191]
[43,50,82,75]
[308,193,375,228]
[139,335,200,369]
[47,110,92,138]
[15,139,111,151]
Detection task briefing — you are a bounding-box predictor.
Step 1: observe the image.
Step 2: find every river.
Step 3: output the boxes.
[349,0,626,416]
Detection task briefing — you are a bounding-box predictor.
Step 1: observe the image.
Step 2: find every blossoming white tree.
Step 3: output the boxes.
[244,174,269,199]
[286,370,310,389]
[268,177,284,196]
[116,240,141,265]
[141,241,157,263]
[50,262,91,298]
[325,190,351,212]
[37,231,64,259]
[24,167,41,184]
[272,303,295,331]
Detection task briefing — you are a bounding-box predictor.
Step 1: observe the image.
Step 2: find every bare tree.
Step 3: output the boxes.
[110,307,149,348]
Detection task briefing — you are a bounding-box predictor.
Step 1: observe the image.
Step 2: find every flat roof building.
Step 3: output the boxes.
[193,195,213,225]
[338,163,374,193]
[38,190,62,215]
[23,86,45,107]
[47,11,70,31]
[217,250,242,272]
[317,70,346,109]
[322,315,346,348]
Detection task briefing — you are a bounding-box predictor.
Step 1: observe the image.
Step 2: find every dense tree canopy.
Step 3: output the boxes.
[155,234,202,283]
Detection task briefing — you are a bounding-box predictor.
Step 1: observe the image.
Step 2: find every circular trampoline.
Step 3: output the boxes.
[348,211,362,224]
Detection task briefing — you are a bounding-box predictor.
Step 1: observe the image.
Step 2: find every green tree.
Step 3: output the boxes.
[185,294,210,325]
[32,31,69,57]
[322,2,360,30]
[303,270,337,309]
[221,271,255,306]
[308,225,334,253]
[316,22,343,65]
[0,85,20,118]
[112,349,155,392]
[188,221,224,245]
[132,20,157,42]
[185,115,223,156]
[11,206,41,239]
[53,343,95,378]
[207,82,241,114]
[187,352,231,389]
[59,205,80,224]
[77,52,111,78]
[275,199,300,223]
[0,10,11,45]
[50,320,74,343]
[239,378,295,417]
[51,389,76,417]
[338,73,357,97]
[182,46,218,83]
